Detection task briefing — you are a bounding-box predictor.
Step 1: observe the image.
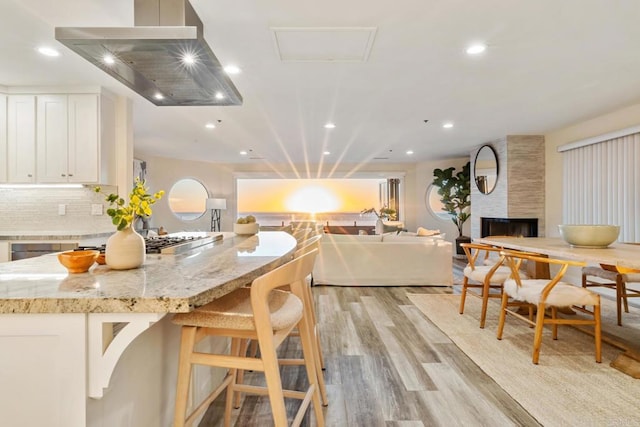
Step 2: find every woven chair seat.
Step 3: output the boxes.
[622,273,640,282]
[582,266,620,281]
[172,288,303,331]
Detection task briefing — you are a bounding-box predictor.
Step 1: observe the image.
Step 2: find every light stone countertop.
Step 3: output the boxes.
[0,231,296,314]
[475,236,640,270]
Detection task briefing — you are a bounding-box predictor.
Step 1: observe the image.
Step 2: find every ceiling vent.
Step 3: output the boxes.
[271,27,377,62]
[55,0,242,106]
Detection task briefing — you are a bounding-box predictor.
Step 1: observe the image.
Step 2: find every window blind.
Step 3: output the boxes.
[562,132,640,242]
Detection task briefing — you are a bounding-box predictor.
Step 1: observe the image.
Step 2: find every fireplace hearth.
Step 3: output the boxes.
[481,217,538,237]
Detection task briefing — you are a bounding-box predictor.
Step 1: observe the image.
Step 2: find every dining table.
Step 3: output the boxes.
[475,236,640,378]
[475,236,640,271]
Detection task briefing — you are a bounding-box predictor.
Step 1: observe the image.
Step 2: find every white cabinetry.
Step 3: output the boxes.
[37,94,102,183]
[0,94,6,182]
[4,89,115,185]
[37,95,69,182]
[7,95,36,183]
[69,94,102,183]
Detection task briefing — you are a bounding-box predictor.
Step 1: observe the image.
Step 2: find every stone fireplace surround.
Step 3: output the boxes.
[470,135,545,239]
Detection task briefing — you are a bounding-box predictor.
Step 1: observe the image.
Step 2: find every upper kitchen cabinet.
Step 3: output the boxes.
[7,95,36,183]
[36,92,116,185]
[0,94,6,182]
[36,95,69,182]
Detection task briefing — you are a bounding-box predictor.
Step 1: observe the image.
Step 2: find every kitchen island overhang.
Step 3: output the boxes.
[0,231,297,427]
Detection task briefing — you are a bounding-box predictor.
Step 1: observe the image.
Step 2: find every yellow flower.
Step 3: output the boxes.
[94,178,164,231]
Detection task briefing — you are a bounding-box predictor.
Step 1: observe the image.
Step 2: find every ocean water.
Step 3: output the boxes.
[238,212,379,226]
[174,212,206,221]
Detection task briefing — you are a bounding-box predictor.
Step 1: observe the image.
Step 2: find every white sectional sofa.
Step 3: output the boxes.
[312,233,453,286]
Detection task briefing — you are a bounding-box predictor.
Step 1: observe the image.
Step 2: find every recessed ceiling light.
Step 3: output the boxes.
[324,123,336,129]
[323,151,331,155]
[182,53,196,65]
[215,92,224,100]
[37,46,60,57]
[224,65,241,74]
[466,44,487,55]
[103,54,115,65]
[240,150,248,155]
[406,150,414,155]
[205,123,216,129]
[154,93,164,100]
[443,122,454,129]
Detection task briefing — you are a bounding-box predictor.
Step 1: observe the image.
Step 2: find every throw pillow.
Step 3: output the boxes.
[417,226,440,237]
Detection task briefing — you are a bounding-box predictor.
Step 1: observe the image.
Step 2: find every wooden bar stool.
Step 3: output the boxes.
[171,250,325,427]
[280,236,327,392]
[239,235,328,407]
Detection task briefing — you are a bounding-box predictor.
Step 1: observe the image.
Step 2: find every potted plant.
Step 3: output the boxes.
[360,206,398,234]
[360,206,397,221]
[432,162,471,254]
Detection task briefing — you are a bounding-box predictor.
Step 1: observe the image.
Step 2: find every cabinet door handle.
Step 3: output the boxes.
[61,174,66,177]
[27,174,32,177]
[68,174,73,177]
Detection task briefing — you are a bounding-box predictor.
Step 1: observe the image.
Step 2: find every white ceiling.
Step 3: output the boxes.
[2,0,640,166]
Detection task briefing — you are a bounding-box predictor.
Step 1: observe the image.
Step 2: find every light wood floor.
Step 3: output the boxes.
[199,264,540,426]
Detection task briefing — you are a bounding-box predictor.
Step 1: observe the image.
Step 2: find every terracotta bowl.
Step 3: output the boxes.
[58,250,100,274]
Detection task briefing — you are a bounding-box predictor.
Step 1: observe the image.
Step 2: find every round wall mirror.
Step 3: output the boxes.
[425,184,450,221]
[474,145,499,194]
[168,178,208,221]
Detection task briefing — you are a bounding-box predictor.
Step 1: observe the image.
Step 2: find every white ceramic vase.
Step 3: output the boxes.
[105,227,146,270]
[375,218,384,235]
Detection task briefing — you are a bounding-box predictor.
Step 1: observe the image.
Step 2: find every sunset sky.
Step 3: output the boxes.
[168,179,208,213]
[237,179,383,213]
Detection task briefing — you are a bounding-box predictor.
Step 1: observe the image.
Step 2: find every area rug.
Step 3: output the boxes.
[407,293,640,427]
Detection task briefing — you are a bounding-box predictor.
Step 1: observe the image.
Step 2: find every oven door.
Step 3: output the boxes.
[10,243,78,261]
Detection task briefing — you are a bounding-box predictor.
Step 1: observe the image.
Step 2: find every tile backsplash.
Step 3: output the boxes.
[0,186,117,233]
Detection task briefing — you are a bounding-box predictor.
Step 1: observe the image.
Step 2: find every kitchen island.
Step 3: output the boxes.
[0,231,296,427]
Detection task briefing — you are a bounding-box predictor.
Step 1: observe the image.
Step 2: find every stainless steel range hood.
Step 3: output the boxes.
[55,0,242,106]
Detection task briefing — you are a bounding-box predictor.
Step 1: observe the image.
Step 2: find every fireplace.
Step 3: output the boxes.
[481,217,538,237]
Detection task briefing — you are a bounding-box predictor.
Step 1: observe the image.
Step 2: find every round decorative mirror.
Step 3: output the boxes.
[168,178,208,221]
[474,145,498,194]
[425,184,450,221]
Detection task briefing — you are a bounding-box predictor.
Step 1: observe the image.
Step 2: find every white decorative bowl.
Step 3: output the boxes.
[234,222,259,235]
[558,224,620,248]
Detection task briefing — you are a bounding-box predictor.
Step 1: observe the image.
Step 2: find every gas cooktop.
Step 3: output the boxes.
[145,233,222,254]
[77,232,223,255]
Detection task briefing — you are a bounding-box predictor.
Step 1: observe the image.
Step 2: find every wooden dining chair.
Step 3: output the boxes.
[171,250,325,427]
[582,264,640,326]
[497,250,601,365]
[459,242,513,328]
